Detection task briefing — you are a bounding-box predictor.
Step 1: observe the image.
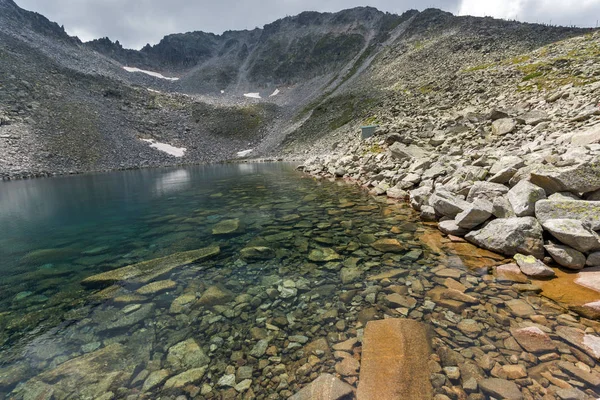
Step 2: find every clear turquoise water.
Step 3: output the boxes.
[0,162,433,398]
[2,163,584,400]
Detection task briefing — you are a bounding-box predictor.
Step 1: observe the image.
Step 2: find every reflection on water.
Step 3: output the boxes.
[0,163,598,399]
[153,169,191,195]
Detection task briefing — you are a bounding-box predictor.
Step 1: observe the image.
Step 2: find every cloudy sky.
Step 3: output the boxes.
[16,0,600,49]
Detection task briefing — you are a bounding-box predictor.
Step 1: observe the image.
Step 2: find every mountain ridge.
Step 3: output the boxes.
[0,1,596,180]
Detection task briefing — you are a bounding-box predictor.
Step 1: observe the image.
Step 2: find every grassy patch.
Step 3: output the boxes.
[462,63,495,73]
[363,116,380,126]
[522,71,544,81]
[362,143,384,155]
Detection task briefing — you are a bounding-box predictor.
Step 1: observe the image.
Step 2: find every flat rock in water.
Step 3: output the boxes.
[479,378,523,400]
[18,344,132,399]
[163,367,207,389]
[81,246,220,287]
[575,268,600,293]
[542,219,600,253]
[506,299,535,318]
[370,238,405,253]
[514,253,555,278]
[495,263,529,283]
[465,217,544,259]
[556,326,600,361]
[536,199,600,231]
[240,246,275,261]
[289,373,353,400]
[357,319,432,400]
[197,285,233,307]
[511,327,557,353]
[212,218,242,235]
[135,279,177,295]
[308,247,342,262]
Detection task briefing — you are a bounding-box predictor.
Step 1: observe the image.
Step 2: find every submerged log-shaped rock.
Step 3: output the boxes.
[357,319,432,400]
[81,245,220,287]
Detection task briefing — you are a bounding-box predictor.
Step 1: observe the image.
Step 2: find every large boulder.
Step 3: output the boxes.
[465,217,544,259]
[490,156,525,175]
[409,186,432,211]
[517,110,550,126]
[541,219,600,253]
[535,200,600,231]
[389,143,429,161]
[507,180,546,217]
[544,241,587,270]
[455,199,493,229]
[530,159,600,195]
[429,191,470,218]
[466,181,509,203]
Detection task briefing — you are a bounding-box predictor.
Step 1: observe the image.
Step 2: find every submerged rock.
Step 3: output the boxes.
[240,246,275,261]
[308,247,341,262]
[479,378,523,400]
[289,373,353,400]
[357,319,432,400]
[163,367,207,389]
[197,285,233,307]
[465,217,544,259]
[17,344,132,399]
[212,219,242,235]
[81,245,220,287]
[370,238,405,253]
[510,327,557,353]
[556,326,600,361]
[135,279,177,295]
[167,338,210,371]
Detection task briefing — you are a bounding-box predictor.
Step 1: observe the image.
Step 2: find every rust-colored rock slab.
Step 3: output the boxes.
[357,319,432,400]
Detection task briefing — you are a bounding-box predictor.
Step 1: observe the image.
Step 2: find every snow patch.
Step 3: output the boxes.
[124,67,179,81]
[141,139,186,157]
[237,149,253,157]
[244,92,261,99]
[269,89,280,97]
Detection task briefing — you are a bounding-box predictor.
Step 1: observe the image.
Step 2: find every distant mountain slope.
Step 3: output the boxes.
[85,7,414,93]
[0,0,596,179]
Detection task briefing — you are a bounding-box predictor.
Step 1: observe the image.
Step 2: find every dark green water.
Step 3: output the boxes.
[1,163,590,400]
